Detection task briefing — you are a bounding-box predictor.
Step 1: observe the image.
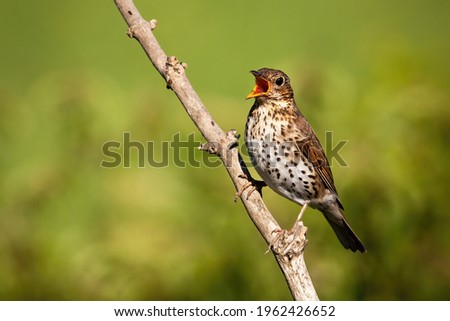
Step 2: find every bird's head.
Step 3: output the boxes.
[246,68,294,101]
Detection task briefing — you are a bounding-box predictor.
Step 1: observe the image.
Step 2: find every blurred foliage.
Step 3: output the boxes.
[0,0,449,300]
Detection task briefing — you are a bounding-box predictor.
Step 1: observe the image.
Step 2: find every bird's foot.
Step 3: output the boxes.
[234,174,266,202]
[268,223,308,257]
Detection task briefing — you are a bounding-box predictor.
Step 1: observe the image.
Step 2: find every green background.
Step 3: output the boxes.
[1,0,449,300]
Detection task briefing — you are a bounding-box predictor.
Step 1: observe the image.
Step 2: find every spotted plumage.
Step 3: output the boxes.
[245,68,366,253]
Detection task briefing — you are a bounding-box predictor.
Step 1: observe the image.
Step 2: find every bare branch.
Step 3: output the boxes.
[114,0,319,301]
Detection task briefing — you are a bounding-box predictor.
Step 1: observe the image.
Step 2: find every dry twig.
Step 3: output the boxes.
[114,0,318,301]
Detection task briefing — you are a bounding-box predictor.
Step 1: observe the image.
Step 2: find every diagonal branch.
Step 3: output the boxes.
[114,0,318,301]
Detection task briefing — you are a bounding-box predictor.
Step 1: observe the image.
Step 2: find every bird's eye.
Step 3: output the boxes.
[275,77,284,86]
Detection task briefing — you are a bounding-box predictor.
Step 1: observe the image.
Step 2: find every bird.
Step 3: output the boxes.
[244,67,366,253]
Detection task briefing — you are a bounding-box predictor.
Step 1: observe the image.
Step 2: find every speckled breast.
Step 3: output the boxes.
[245,105,320,206]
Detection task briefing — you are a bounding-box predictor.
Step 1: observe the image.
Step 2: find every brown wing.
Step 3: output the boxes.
[296,133,337,195]
[290,108,343,208]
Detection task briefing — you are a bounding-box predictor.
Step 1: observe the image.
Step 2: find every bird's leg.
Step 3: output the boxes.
[269,202,309,256]
[279,202,309,255]
[291,202,309,234]
[234,173,267,202]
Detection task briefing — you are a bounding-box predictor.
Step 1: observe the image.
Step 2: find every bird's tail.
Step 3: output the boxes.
[323,209,366,253]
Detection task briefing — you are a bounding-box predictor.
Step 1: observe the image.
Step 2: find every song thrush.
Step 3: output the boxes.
[244,68,366,253]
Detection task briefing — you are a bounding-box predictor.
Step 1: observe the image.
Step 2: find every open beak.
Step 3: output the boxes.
[246,70,270,99]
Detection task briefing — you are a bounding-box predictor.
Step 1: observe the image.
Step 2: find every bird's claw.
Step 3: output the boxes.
[268,225,307,257]
[234,174,267,202]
